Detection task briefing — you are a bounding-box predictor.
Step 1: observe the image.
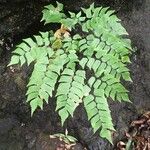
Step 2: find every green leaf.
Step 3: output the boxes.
[25,52,34,66]
[59,75,72,83]
[80,44,88,51]
[84,94,94,105]
[56,1,64,11]
[76,11,81,18]
[72,81,83,91]
[68,93,80,102]
[76,70,85,78]
[105,86,112,97]
[121,55,131,63]
[92,60,101,72]
[39,89,49,102]
[34,35,43,46]
[122,72,132,82]
[27,92,38,102]
[30,98,43,115]
[100,128,113,144]
[46,71,58,80]
[69,12,76,18]
[42,2,66,24]
[61,18,76,29]
[66,135,78,142]
[41,83,52,93]
[17,42,30,51]
[26,85,39,95]
[74,76,84,84]
[12,48,25,55]
[82,3,94,18]
[34,63,47,72]
[87,58,95,69]
[70,87,83,98]
[93,120,102,133]
[93,80,101,89]
[56,101,66,111]
[62,68,74,76]
[73,34,81,40]
[79,58,88,69]
[91,115,100,130]
[110,89,116,100]
[88,77,96,87]
[59,108,69,125]
[120,93,131,102]
[20,55,26,66]
[83,85,91,96]
[79,39,86,46]
[93,7,102,17]
[57,83,70,96]
[8,55,20,66]
[23,38,36,47]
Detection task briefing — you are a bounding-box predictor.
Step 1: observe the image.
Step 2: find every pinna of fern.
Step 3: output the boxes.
[8,2,133,143]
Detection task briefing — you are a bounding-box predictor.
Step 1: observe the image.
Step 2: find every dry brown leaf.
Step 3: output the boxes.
[117,141,126,150]
[131,119,145,126]
[117,112,150,150]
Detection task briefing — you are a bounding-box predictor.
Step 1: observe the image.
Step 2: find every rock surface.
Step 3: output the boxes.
[0,0,150,149]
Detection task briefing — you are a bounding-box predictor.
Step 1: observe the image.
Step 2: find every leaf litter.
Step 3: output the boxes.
[117,111,150,150]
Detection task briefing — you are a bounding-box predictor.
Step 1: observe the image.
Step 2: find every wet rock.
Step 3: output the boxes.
[0,65,5,75]
[0,117,19,135]
[0,47,3,56]
[70,115,111,150]
[0,0,150,150]
[0,142,24,150]
[25,132,37,149]
[0,116,25,150]
[14,75,26,90]
[0,2,44,42]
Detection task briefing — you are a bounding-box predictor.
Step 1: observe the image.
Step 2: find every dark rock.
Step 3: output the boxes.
[0,117,19,135]
[0,0,150,150]
[0,116,25,150]
[0,65,5,75]
[25,132,36,149]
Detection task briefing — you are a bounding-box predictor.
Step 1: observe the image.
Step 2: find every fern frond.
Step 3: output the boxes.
[8,2,134,143]
[8,32,51,67]
[81,4,132,60]
[84,76,116,143]
[27,49,68,115]
[56,68,85,125]
[62,34,81,52]
[83,93,115,143]
[42,2,65,24]
[80,57,130,102]
[42,2,80,30]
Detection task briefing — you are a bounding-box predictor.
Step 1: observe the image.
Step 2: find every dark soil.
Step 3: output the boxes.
[0,0,150,149]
